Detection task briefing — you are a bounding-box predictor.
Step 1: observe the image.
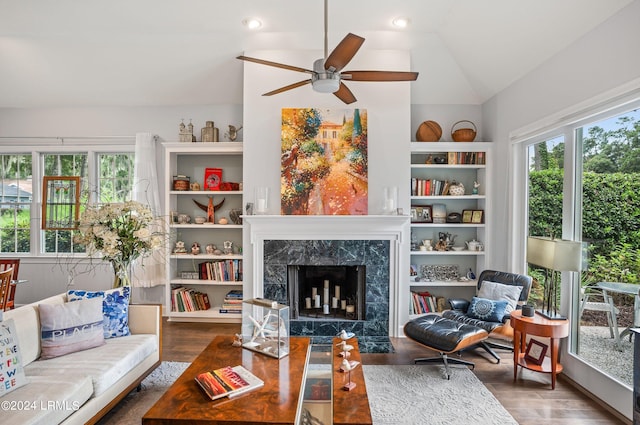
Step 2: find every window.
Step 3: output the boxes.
[0,154,32,253]
[0,149,134,255]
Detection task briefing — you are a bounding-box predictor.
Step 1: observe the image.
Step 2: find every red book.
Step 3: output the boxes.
[204,167,223,191]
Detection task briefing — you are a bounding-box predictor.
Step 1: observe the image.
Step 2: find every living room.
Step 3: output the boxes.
[1,1,639,423]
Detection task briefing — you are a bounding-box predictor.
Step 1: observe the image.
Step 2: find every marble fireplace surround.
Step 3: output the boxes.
[245,215,408,352]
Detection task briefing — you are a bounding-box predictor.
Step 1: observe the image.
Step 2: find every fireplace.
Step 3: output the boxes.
[288,265,366,320]
[245,215,409,353]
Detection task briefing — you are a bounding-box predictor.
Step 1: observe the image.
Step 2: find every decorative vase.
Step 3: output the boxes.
[448,182,465,196]
[112,261,132,288]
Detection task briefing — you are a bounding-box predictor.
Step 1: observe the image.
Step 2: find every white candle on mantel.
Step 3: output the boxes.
[315,295,321,308]
[341,300,347,310]
[305,297,311,309]
[312,287,318,298]
[335,285,340,299]
[332,297,338,309]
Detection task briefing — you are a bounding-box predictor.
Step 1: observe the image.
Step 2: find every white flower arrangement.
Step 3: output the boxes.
[74,201,163,286]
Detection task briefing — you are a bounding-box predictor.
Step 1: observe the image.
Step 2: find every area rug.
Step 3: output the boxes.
[99,362,517,424]
[362,365,518,425]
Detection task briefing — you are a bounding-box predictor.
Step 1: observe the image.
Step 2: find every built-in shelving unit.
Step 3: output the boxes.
[163,142,244,322]
[409,142,492,317]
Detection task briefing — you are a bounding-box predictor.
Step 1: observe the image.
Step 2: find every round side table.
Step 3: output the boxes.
[510,310,569,389]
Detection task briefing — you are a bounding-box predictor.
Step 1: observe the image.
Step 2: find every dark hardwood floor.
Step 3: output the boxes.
[161,319,626,425]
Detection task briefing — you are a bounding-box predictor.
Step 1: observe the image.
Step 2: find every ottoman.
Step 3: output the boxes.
[404,314,489,379]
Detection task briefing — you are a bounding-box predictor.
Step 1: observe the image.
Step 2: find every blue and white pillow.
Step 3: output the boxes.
[467,296,509,323]
[67,286,130,338]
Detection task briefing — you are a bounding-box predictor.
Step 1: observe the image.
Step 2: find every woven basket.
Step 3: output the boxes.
[416,120,442,142]
[451,120,477,142]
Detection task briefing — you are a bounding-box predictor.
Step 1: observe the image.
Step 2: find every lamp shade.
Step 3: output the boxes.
[527,236,582,272]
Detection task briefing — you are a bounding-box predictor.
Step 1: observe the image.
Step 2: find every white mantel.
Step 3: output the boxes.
[244,214,410,337]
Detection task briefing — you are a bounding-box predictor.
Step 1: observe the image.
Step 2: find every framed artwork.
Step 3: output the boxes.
[471,209,484,224]
[410,207,418,222]
[524,339,548,365]
[421,205,433,223]
[462,210,473,223]
[41,176,81,230]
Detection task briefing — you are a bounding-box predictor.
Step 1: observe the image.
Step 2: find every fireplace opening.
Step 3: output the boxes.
[287,265,366,321]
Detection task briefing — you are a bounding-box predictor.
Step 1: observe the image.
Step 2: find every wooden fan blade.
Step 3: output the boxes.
[333,82,357,104]
[324,33,365,72]
[342,70,419,82]
[263,79,312,96]
[237,55,314,75]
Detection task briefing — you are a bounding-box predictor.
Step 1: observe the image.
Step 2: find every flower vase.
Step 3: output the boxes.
[112,262,132,288]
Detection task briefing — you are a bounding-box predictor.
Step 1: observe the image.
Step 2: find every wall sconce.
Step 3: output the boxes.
[527,236,582,320]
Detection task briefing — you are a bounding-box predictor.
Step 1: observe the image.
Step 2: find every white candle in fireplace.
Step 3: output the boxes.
[332,297,338,308]
[315,295,321,308]
[324,280,329,288]
[335,285,340,299]
[312,287,317,298]
[341,300,347,310]
[323,288,330,305]
[323,304,329,314]
[305,297,311,309]
[346,305,355,313]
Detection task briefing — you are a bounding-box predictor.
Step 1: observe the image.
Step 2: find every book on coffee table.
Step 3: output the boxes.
[195,365,264,401]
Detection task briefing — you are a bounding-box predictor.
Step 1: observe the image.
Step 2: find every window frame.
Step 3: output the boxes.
[0,141,135,258]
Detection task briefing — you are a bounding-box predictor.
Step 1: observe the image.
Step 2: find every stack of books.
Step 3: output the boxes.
[171,286,211,312]
[220,289,243,314]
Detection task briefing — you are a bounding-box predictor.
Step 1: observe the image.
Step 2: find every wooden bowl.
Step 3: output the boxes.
[416,120,442,142]
[451,120,477,142]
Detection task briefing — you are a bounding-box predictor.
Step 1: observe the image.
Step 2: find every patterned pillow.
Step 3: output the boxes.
[40,297,105,359]
[67,287,131,338]
[0,319,29,396]
[477,281,523,314]
[467,297,509,323]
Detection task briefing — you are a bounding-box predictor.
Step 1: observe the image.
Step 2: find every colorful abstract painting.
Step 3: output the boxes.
[281,108,368,215]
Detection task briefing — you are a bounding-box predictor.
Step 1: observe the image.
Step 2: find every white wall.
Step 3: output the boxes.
[483,0,640,419]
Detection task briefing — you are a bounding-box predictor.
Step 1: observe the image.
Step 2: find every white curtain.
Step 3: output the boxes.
[132,132,166,287]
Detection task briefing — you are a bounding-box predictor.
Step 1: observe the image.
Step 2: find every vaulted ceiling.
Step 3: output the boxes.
[0,0,632,108]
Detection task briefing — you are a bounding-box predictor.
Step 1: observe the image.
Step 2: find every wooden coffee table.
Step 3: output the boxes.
[142,335,372,425]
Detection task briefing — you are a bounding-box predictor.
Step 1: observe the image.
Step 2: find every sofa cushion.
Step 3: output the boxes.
[0,319,28,397]
[25,334,157,397]
[39,298,105,360]
[478,280,523,313]
[1,374,93,425]
[467,296,509,323]
[67,286,131,338]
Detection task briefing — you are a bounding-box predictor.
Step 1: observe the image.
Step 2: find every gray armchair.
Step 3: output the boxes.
[442,269,533,362]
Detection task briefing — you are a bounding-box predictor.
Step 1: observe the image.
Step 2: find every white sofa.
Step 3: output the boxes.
[1,293,162,425]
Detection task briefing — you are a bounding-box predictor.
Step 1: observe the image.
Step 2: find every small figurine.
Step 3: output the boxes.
[226,125,243,142]
[174,241,187,254]
[218,217,228,225]
[472,181,480,195]
[206,244,215,254]
[232,333,243,347]
[190,182,201,191]
[191,242,201,255]
[435,237,447,251]
[223,240,233,255]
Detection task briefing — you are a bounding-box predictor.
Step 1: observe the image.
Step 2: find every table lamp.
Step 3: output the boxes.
[527,236,582,320]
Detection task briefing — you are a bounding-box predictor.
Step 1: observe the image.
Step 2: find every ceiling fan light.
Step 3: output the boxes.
[242,18,262,30]
[312,78,340,93]
[392,17,410,28]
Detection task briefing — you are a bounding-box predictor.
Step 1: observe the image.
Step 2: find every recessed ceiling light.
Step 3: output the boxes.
[242,18,262,30]
[392,17,410,29]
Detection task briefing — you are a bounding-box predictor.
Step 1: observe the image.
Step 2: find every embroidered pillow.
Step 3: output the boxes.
[0,319,28,397]
[467,297,509,323]
[477,281,523,314]
[39,297,105,360]
[67,286,131,338]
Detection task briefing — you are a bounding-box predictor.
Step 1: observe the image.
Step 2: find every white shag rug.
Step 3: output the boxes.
[99,362,517,425]
[362,365,517,425]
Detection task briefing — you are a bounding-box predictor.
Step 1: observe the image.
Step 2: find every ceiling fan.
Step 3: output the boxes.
[236,0,419,104]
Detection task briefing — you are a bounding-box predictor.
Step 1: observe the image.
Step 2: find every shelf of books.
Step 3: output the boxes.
[163,142,244,323]
[409,142,492,318]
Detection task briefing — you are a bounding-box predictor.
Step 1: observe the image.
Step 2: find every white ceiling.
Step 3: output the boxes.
[0,0,632,108]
